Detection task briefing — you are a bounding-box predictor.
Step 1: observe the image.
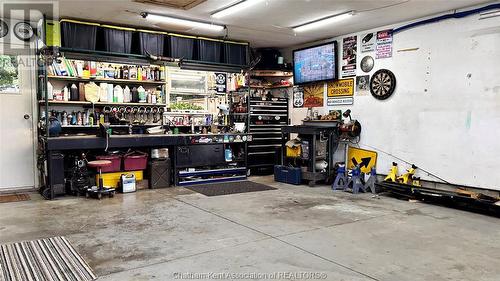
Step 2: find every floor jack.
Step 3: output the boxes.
[397,164,418,185]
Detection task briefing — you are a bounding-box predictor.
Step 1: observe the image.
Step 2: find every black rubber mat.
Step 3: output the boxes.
[185,181,277,197]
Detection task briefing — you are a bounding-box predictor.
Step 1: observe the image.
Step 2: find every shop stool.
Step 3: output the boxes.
[86,160,116,200]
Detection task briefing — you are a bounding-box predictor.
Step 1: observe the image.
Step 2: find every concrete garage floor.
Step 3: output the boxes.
[1,176,499,281]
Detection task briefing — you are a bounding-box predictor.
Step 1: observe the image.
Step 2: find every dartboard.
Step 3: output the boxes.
[0,20,8,38]
[370,69,396,100]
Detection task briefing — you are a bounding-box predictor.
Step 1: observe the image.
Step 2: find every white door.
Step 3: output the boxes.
[0,44,36,190]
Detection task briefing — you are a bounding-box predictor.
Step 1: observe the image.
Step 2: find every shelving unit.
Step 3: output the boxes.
[47,75,165,85]
[39,100,166,107]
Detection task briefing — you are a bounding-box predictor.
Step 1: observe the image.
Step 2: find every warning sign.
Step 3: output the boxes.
[327,78,354,97]
[347,146,377,174]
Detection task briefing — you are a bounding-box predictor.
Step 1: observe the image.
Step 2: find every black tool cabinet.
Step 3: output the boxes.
[247,97,289,173]
[281,125,340,187]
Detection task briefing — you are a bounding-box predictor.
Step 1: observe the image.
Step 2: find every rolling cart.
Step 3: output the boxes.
[281,124,340,187]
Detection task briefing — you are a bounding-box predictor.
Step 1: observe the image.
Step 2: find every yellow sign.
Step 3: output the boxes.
[347,146,377,174]
[327,78,354,97]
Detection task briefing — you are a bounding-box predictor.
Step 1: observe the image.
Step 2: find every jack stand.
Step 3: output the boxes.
[364,167,377,194]
[397,164,418,184]
[384,162,398,182]
[345,166,365,194]
[332,164,348,191]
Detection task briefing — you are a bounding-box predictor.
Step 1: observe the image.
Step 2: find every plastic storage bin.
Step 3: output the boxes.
[168,34,197,60]
[274,165,302,185]
[197,37,223,63]
[224,41,248,65]
[135,30,166,56]
[96,154,122,173]
[123,151,148,171]
[60,19,99,50]
[99,24,135,54]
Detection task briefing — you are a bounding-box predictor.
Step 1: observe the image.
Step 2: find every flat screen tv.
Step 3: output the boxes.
[293,41,338,85]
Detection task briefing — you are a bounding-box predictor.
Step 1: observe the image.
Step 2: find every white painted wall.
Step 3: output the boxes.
[282,8,500,190]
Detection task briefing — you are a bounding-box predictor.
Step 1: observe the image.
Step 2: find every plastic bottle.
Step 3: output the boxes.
[129,66,137,80]
[70,84,79,101]
[107,84,114,102]
[137,66,142,81]
[63,86,69,101]
[137,86,146,103]
[123,86,131,103]
[47,82,54,100]
[131,87,139,103]
[114,85,124,103]
[99,83,108,102]
[123,65,129,79]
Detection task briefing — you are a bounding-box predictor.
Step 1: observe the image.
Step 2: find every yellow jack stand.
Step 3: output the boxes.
[397,164,418,185]
[384,162,398,182]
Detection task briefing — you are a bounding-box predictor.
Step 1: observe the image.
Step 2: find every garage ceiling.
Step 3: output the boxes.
[57,0,493,48]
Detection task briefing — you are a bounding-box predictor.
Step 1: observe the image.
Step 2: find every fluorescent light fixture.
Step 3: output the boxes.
[143,13,225,32]
[211,0,264,19]
[293,11,354,33]
[479,9,500,20]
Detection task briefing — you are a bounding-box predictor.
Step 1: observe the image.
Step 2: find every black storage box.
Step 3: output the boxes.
[149,158,171,189]
[224,41,248,65]
[49,152,66,195]
[60,19,99,50]
[98,24,134,54]
[176,144,225,168]
[197,38,223,63]
[168,34,197,60]
[274,165,302,185]
[135,30,166,56]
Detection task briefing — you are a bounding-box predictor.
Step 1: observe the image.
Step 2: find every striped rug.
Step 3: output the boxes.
[0,236,96,281]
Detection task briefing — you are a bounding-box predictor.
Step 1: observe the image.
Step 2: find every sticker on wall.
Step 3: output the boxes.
[292,86,304,108]
[214,73,227,93]
[360,56,374,73]
[327,78,354,97]
[376,29,393,59]
[347,146,378,174]
[303,83,324,108]
[361,32,375,53]
[0,20,8,38]
[327,97,353,106]
[341,35,357,77]
[356,75,370,96]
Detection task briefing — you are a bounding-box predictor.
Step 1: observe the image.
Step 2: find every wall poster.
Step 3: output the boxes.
[356,75,370,96]
[303,83,324,108]
[327,78,354,97]
[292,86,304,108]
[376,29,393,59]
[214,73,227,93]
[341,36,357,77]
[361,32,375,53]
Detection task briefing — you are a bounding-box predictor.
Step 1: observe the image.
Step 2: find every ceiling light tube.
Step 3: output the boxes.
[211,0,264,19]
[293,11,354,33]
[142,13,225,32]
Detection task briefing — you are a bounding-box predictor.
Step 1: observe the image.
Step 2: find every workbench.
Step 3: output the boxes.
[43,133,249,199]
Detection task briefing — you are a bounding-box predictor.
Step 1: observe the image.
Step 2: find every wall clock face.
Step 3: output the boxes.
[370,69,396,100]
[0,20,8,38]
[13,22,34,41]
[360,56,374,73]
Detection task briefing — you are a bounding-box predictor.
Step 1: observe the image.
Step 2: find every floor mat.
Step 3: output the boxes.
[0,236,97,281]
[185,181,277,197]
[0,194,30,204]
